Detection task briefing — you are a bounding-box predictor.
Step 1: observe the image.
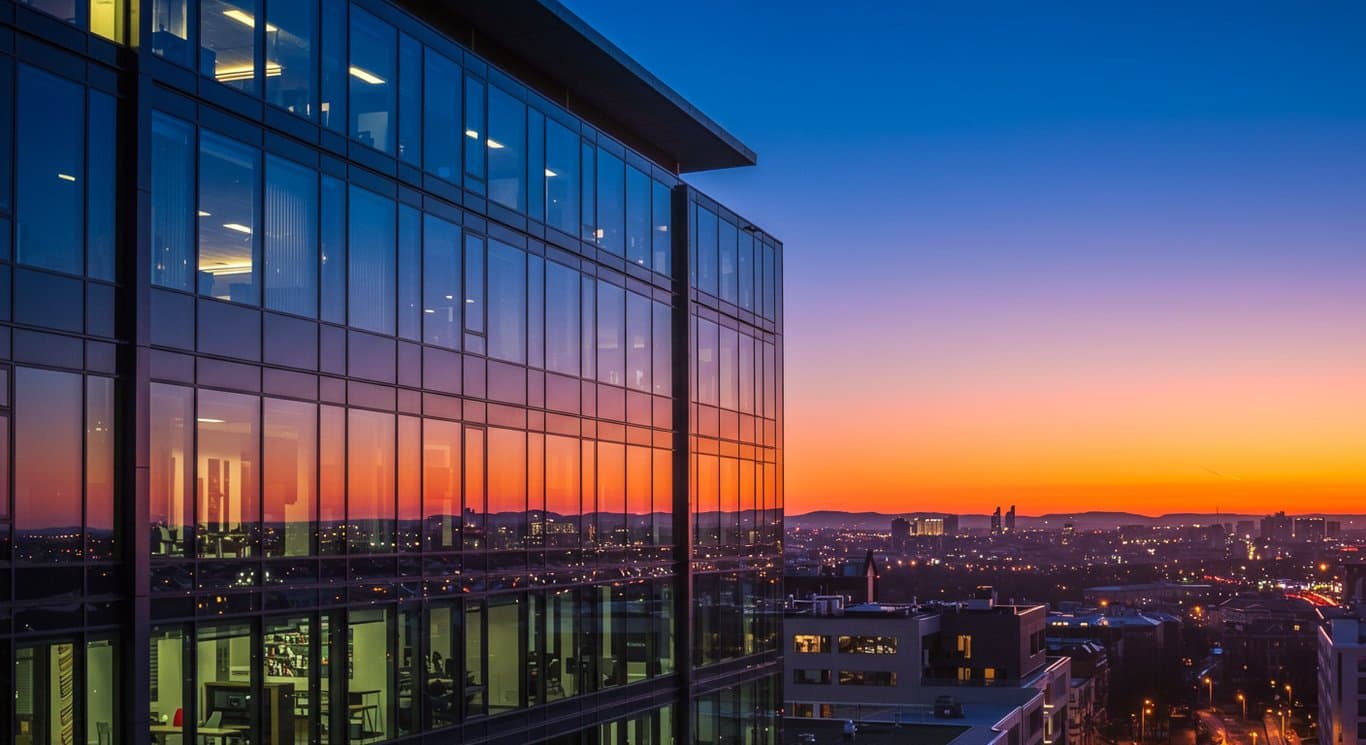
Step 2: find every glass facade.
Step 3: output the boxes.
[0,1,781,743]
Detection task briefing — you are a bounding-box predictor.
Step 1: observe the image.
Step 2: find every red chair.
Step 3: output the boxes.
[172,709,184,727]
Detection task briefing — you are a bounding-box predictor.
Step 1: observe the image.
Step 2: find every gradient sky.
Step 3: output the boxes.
[566,1,1366,517]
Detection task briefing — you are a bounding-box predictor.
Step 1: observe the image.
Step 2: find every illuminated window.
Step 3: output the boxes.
[957,634,973,659]
[837,635,898,655]
[792,635,831,654]
[838,670,896,687]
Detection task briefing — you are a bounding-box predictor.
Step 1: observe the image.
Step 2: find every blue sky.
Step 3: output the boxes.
[564,1,1366,514]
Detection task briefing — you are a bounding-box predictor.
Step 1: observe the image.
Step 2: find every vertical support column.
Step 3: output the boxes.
[125,54,153,745]
[670,183,693,745]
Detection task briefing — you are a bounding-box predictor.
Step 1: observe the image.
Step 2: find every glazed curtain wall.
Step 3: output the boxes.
[141,0,674,276]
[145,583,676,745]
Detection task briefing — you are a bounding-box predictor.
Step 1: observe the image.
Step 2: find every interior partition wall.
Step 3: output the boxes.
[0,1,783,744]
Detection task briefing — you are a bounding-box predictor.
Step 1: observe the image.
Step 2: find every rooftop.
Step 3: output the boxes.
[402,0,756,173]
[782,719,967,745]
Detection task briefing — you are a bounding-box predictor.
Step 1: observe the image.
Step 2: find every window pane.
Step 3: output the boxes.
[487,428,526,550]
[423,214,461,349]
[463,429,484,551]
[151,384,193,556]
[87,376,116,560]
[423,419,460,551]
[423,52,461,181]
[196,623,258,740]
[625,292,651,393]
[319,0,346,132]
[545,435,579,548]
[87,638,119,745]
[349,6,396,153]
[398,415,421,550]
[263,617,312,743]
[487,595,524,712]
[465,601,485,717]
[463,75,485,182]
[14,367,83,561]
[488,86,526,211]
[652,180,671,274]
[738,232,754,311]
[318,405,345,554]
[151,0,192,66]
[17,65,84,275]
[528,255,544,369]
[596,281,624,386]
[348,408,395,553]
[265,155,318,316]
[348,608,395,739]
[266,0,316,118]
[464,234,484,333]
[545,261,579,377]
[151,114,196,291]
[320,175,346,323]
[596,150,624,255]
[720,221,738,304]
[720,327,738,410]
[696,207,718,296]
[696,318,718,406]
[487,240,526,364]
[625,166,649,267]
[527,110,545,222]
[17,641,78,745]
[0,56,10,214]
[652,301,671,397]
[397,33,422,165]
[348,185,396,334]
[580,141,595,242]
[264,398,316,557]
[545,120,579,235]
[88,91,118,280]
[201,0,259,92]
[197,389,259,558]
[199,131,260,304]
[398,204,421,340]
[425,603,461,729]
[580,276,595,380]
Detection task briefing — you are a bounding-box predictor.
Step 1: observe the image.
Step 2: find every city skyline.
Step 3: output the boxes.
[568,0,1366,516]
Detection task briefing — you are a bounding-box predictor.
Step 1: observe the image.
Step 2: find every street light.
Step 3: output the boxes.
[1141,699,1154,742]
[1204,676,1214,708]
[1237,692,1247,721]
[1284,683,1293,708]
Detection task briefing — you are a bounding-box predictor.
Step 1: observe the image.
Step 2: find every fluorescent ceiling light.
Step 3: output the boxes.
[465,129,479,139]
[198,210,212,217]
[215,63,281,82]
[197,417,225,424]
[223,9,277,32]
[486,138,504,149]
[545,168,558,177]
[223,223,253,234]
[349,66,385,85]
[57,173,77,182]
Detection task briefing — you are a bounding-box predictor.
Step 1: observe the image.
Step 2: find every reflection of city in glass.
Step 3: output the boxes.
[0,1,781,744]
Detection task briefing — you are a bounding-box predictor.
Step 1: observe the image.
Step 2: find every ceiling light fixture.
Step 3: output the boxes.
[348,66,385,85]
[465,129,479,139]
[223,223,253,234]
[223,8,277,32]
[57,173,77,182]
[486,138,504,149]
[545,168,558,177]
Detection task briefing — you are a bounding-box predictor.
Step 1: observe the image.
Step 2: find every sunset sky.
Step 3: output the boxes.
[567,1,1366,516]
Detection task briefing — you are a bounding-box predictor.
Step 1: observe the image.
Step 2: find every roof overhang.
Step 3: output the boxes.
[401,0,756,173]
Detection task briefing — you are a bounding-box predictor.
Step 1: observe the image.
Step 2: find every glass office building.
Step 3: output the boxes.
[0,1,783,744]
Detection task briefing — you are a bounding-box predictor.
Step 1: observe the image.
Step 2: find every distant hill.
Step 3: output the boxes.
[786,510,1366,532]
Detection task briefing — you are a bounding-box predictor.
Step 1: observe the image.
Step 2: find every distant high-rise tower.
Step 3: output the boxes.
[891,517,911,553]
[1006,505,1017,533]
[942,514,961,536]
[991,507,1003,535]
[1261,511,1294,542]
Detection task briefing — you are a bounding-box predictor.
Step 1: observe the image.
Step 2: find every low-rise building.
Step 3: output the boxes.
[1317,609,1366,745]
